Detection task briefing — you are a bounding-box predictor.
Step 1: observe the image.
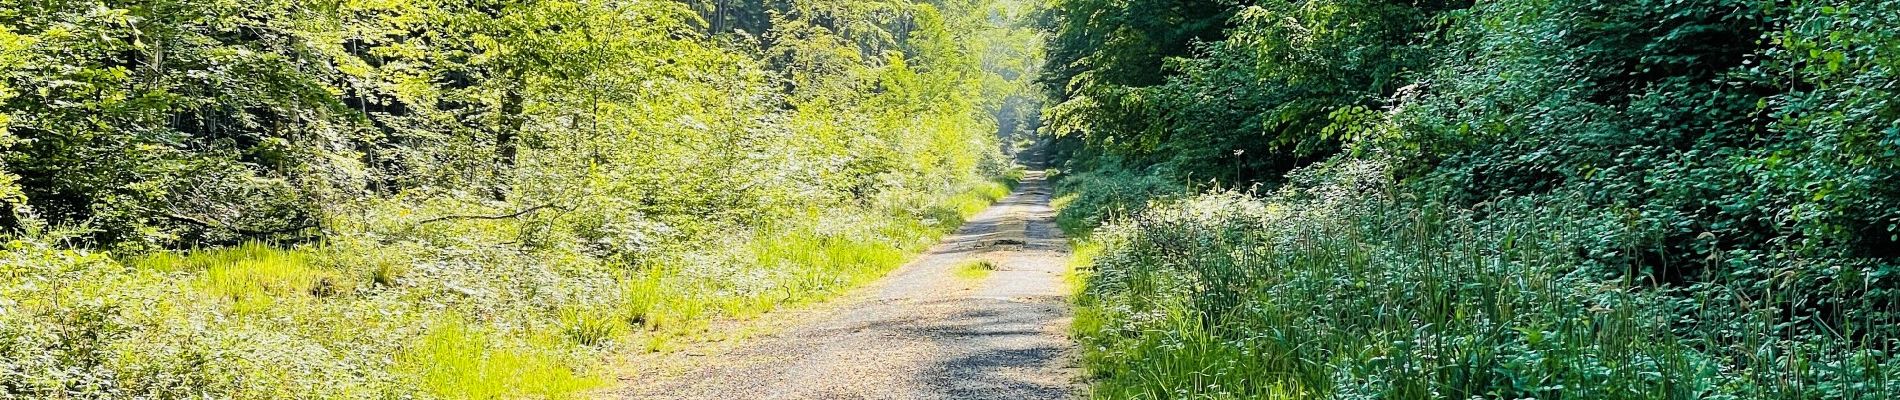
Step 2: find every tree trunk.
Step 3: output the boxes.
[494,72,525,200]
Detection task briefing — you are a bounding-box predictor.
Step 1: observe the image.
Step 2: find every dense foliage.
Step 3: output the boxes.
[1076,164,1898,399]
[0,0,1041,397]
[1043,0,1900,398]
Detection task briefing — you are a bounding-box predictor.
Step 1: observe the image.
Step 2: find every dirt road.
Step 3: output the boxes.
[610,171,1080,399]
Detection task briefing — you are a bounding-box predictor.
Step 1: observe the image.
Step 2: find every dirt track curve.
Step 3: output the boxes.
[610,170,1081,400]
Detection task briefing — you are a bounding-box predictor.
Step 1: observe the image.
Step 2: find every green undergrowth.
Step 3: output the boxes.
[1047,164,1185,239]
[0,178,1015,399]
[1064,161,1898,399]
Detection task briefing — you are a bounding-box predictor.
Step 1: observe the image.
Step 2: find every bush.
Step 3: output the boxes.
[1049,159,1185,237]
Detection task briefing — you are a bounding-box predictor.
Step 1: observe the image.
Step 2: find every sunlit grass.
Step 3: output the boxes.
[616,179,1018,351]
[129,243,349,311]
[1062,240,1096,294]
[941,179,1015,220]
[952,260,996,280]
[559,305,625,347]
[399,318,600,399]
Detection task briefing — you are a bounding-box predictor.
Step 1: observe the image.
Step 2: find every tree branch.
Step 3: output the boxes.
[416,203,569,225]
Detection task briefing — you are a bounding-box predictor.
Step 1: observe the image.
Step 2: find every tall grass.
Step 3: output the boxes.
[399,318,599,399]
[1069,161,1899,399]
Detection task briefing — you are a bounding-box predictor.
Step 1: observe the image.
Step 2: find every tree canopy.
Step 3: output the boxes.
[0,0,1043,250]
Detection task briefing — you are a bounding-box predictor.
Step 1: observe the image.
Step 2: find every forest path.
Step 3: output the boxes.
[608,171,1081,399]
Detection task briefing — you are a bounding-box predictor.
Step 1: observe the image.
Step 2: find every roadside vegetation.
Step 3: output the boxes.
[954,259,999,280]
[1041,0,1900,398]
[0,0,1042,398]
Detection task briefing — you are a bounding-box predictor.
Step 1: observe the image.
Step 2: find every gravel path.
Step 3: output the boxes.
[610,172,1081,399]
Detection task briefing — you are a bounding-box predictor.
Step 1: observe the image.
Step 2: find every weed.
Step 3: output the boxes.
[953,260,997,280]
[559,306,624,347]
